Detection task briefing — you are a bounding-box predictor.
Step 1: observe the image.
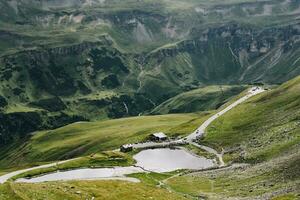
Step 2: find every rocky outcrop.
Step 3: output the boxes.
[144,23,300,84]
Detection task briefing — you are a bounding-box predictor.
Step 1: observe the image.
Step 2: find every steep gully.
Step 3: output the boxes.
[0,87,265,183]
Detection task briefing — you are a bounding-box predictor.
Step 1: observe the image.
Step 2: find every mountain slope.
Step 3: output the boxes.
[0,0,300,167]
[165,76,300,200]
[203,75,300,163]
[0,112,210,169]
[151,85,247,114]
[0,76,299,200]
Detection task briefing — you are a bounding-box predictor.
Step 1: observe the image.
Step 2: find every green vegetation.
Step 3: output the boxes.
[11,151,135,181]
[151,85,247,114]
[163,77,300,199]
[183,145,216,160]
[202,76,300,163]
[0,180,188,200]
[129,172,177,186]
[271,194,300,200]
[1,0,300,154]
[0,1,300,199]
[0,112,210,169]
[166,152,300,199]
[0,76,299,200]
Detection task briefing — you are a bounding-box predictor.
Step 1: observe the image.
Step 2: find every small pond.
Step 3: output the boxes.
[133,148,214,172]
[16,148,214,183]
[16,166,143,183]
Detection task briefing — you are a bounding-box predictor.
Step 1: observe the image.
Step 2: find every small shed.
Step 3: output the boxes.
[149,132,168,142]
[120,144,133,152]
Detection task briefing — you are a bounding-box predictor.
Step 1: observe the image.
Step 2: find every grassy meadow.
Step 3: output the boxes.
[202,76,300,163]
[151,85,247,114]
[0,77,299,200]
[0,112,211,169]
[0,180,188,200]
[166,151,300,200]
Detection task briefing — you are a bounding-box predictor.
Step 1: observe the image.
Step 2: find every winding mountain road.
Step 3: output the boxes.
[185,87,265,166]
[132,87,265,166]
[0,87,265,184]
[186,87,265,141]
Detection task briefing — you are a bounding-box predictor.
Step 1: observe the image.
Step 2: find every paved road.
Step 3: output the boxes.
[0,87,265,184]
[186,87,265,141]
[0,158,78,184]
[185,87,265,165]
[133,87,265,165]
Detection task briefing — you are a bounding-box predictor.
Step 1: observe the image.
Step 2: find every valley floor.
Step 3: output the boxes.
[0,78,299,200]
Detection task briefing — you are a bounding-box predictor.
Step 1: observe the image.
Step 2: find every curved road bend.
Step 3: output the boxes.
[186,87,265,141]
[185,87,265,166]
[0,87,265,183]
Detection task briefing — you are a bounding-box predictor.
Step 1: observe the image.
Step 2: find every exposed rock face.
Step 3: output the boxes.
[1,23,299,112]
[0,39,120,98]
[142,23,300,90]
[0,0,300,148]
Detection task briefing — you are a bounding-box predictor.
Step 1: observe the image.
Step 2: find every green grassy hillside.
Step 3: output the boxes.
[163,76,300,199]
[0,112,210,169]
[0,1,299,199]
[1,0,300,152]
[0,75,299,200]
[164,76,300,200]
[0,180,188,200]
[151,85,247,114]
[202,76,300,163]
[167,151,300,200]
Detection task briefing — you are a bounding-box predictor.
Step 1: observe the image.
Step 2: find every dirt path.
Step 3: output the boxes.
[190,142,225,167]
